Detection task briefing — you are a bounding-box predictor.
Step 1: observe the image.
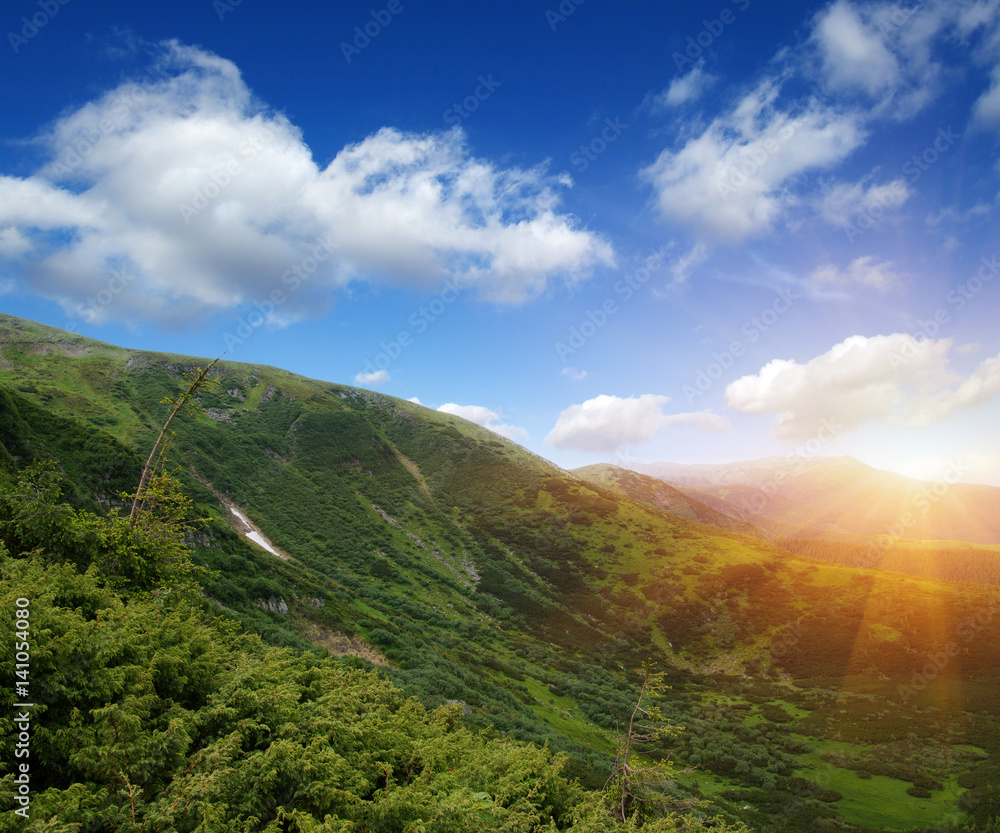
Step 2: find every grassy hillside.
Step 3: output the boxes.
[2,313,999,831]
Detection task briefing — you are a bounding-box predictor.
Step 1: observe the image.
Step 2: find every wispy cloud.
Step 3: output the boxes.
[643,80,865,242]
[808,256,904,292]
[650,63,717,109]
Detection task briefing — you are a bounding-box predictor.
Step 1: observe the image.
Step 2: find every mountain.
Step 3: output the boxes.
[572,463,763,538]
[3,312,1000,831]
[633,457,1000,545]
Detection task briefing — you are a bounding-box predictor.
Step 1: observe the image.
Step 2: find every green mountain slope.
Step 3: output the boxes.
[3,313,1000,831]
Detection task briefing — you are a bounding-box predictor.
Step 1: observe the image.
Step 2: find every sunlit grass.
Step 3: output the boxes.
[794,740,969,829]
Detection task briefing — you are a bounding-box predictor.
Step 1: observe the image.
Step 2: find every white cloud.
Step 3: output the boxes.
[437,403,528,443]
[813,1,901,97]
[815,177,910,227]
[811,1,1000,120]
[354,369,389,386]
[407,396,423,405]
[545,394,726,452]
[809,256,903,291]
[725,334,1000,440]
[0,227,32,259]
[643,80,865,242]
[653,64,716,108]
[561,367,588,380]
[643,0,1000,251]
[925,202,995,227]
[973,64,1000,128]
[0,41,613,326]
[439,404,498,424]
[907,350,1000,425]
[660,410,730,431]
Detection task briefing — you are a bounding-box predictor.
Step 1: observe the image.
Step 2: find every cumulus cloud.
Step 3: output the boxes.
[0,41,613,326]
[354,369,389,387]
[725,334,1000,440]
[545,394,726,452]
[437,403,528,443]
[809,256,903,291]
[643,80,865,242]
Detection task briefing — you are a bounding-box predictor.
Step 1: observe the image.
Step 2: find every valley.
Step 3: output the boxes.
[2,312,999,831]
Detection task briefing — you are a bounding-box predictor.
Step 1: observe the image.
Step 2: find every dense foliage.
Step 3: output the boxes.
[0,465,746,832]
[2,316,1000,831]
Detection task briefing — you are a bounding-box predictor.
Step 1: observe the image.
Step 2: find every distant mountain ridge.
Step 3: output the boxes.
[571,463,763,538]
[630,457,1000,545]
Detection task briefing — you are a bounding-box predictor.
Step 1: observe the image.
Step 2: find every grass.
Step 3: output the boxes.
[794,739,969,829]
[520,675,616,753]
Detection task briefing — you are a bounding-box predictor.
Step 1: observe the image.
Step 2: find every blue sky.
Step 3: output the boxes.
[2,0,999,484]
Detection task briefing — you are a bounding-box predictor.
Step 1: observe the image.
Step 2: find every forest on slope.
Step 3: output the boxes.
[2,313,1000,831]
[0,463,734,831]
